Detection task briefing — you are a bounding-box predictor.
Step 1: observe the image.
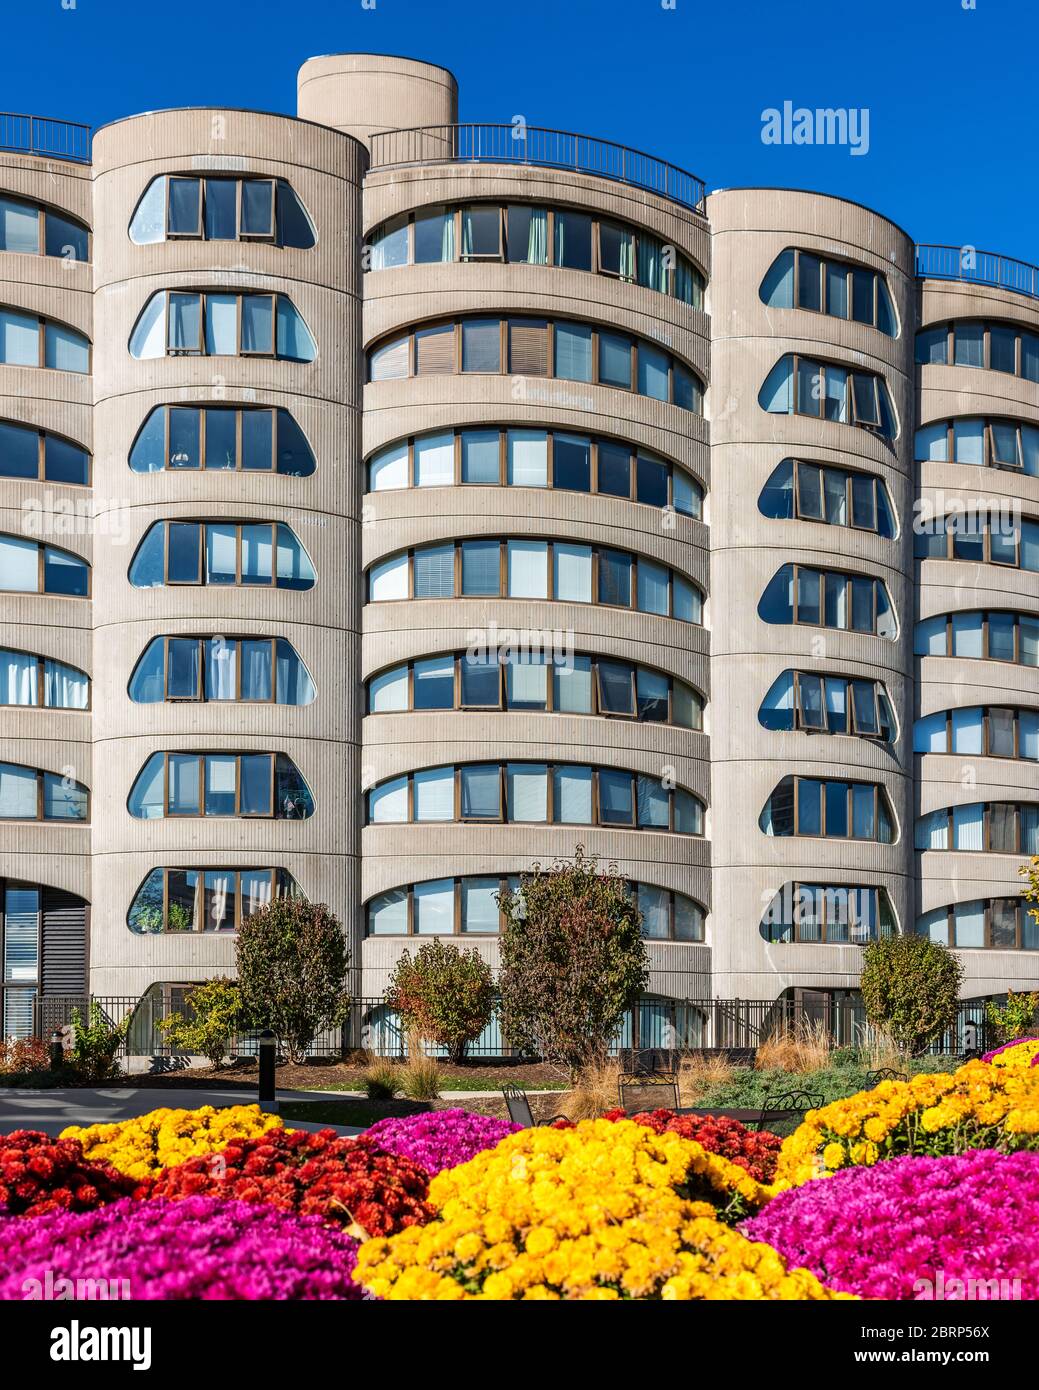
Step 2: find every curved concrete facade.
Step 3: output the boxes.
[0,51,1035,1040]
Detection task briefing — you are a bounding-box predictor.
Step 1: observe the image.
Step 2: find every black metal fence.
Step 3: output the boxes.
[369,123,707,214]
[34,992,997,1061]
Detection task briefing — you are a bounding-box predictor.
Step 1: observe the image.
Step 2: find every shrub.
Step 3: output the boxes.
[0,1197,367,1301]
[236,898,350,1063]
[776,1060,1039,1186]
[365,1110,520,1176]
[400,1047,443,1101]
[154,976,242,1068]
[860,935,963,1056]
[498,848,648,1076]
[0,1037,50,1076]
[61,1104,282,1181]
[151,1127,432,1237]
[355,1120,842,1301]
[385,939,494,1064]
[558,1057,621,1121]
[67,1001,129,1083]
[743,1151,1039,1301]
[987,990,1039,1043]
[0,1131,141,1217]
[363,1056,401,1100]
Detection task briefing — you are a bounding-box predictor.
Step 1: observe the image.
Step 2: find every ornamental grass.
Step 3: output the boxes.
[602,1108,782,1184]
[0,1131,142,1217]
[355,1118,835,1300]
[61,1104,282,1181]
[365,1109,521,1176]
[150,1125,432,1236]
[743,1150,1039,1301]
[776,1060,1039,1186]
[0,1196,366,1300]
[982,1037,1039,1069]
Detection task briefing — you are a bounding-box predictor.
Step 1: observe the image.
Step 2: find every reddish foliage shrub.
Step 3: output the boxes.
[151,1126,432,1236]
[0,1130,142,1217]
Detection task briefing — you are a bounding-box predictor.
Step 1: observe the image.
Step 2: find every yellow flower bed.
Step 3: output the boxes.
[776,1060,1039,1187]
[60,1104,283,1181]
[355,1119,848,1301]
[988,1038,1039,1070]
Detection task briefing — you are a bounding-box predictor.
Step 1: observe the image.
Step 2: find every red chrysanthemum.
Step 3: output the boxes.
[0,1131,143,1217]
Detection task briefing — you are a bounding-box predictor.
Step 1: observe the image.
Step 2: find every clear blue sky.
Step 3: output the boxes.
[6,0,1035,257]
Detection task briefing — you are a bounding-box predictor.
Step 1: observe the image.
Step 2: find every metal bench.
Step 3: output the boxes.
[755,1088,824,1136]
[502,1082,567,1129]
[617,1072,680,1115]
[863,1067,908,1089]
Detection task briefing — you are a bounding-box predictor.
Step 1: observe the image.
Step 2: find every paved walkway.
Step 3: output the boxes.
[0,1087,365,1137]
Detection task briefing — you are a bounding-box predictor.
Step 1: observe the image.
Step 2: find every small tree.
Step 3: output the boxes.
[986,990,1039,1043]
[498,848,648,1077]
[69,1001,130,1082]
[155,976,243,1068]
[385,940,495,1064]
[236,899,350,1064]
[860,936,963,1056]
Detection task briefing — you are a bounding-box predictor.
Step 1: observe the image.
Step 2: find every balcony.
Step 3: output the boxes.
[916,243,1039,302]
[0,112,91,164]
[369,123,706,215]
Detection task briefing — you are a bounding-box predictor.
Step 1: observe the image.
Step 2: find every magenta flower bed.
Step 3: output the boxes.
[0,1196,365,1300]
[365,1109,521,1176]
[742,1150,1039,1301]
[982,1036,1039,1065]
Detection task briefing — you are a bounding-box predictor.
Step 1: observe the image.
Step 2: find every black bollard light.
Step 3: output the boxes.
[50,1029,64,1072]
[258,1029,278,1112]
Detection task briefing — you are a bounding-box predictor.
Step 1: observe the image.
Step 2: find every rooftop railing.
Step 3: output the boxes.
[369,123,707,215]
[0,112,91,163]
[916,242,1039,302]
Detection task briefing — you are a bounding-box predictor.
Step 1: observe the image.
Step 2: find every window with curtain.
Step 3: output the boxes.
[915,899,1038,951]
[127,752,312,819]
[757,670,894,741]
[759,883,896,944]
[128,867,299,933]
[129,291,315,362]
[130,176,313,248]
[913,706,1039,761]
[758,354,897,438]
[914,416,1039,475]
[128,522,314,590]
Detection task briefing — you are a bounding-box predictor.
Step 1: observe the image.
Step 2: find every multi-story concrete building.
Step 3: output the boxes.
[1,54,1037,1044]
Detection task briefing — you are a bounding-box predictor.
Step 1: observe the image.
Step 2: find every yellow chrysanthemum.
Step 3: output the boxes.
[61,1103,282,1179]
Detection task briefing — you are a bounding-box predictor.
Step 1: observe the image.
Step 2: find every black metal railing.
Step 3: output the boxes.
[369,123,706,215]
[33,992,996,1061]
[0,112,91,163]
[916,243,1039,301]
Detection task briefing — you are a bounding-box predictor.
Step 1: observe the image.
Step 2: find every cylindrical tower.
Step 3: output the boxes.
[297,53,458,151]
[357,110,712,1013]
[89,109,364,997]
[707,189,917,1013]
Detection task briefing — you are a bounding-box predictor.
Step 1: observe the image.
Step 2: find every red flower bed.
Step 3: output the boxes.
[602,1108,782,1183]
[0,1131,142,1217]
[151,1127,433,1236]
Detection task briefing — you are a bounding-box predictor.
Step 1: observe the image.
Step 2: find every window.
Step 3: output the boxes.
[129,292,315,361]
[760,776,895,842]
[366,316,703,412]
[915,801,1039,855]
[758,354,897,438]
[129,176,314,248]
[0,762,88,820]
[367,539,702,622]
[366,877,704,939]
[915,610,1039,667]
[130,406,315,475]
[128,752,313,819]
[127,866,300,934]
[912,706,1039,762]
[758,670,895,742]
[760,248,897,334]
[0,649,88,709]
[367,651,702,728]
[758,458,895,536]
[913,508,1039,569]
[365,203,704,305]
[365,763,704,834]
[758,564,895,638]
[915,417,1039,474]
[0,195,88,261]
[760,884,896,944]
[128,635,314,705]
[128,522,314,590]
[0,308,89,373]
[366,427,701,514]
[915,320,1039,383]
[0,535,88,597]
[0,420,89,485]
[915,900,1039,951]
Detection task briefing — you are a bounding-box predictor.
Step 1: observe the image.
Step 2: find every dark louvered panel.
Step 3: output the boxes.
[41,890,87,997]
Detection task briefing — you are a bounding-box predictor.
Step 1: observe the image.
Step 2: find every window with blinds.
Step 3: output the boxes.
[415,324,455,375]
[508,319,549,376]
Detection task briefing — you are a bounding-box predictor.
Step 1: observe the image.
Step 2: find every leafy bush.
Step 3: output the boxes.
[385,939,494,1063]
[498,848,648,1076]
[860,936,963,1056]
[155,977,243,1068]
[0,1038,50,1076]
[987,990,1039,1043]
[68,1002,129,1083]
[236,898,350,1064]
